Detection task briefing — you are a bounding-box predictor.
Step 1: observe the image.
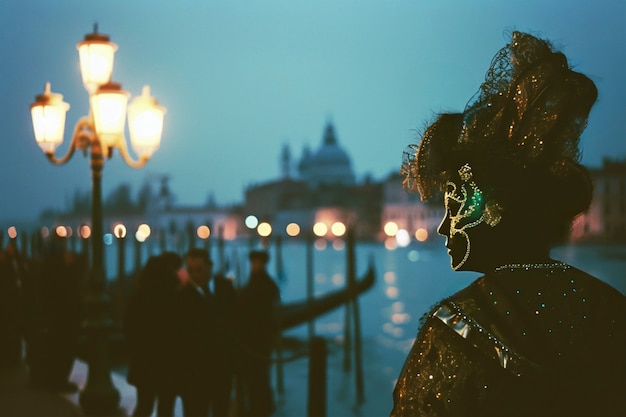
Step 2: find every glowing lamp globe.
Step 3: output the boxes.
[30,82,70,154]
[128,86,166,159]
[77,28,117,94]
[90,82,129,148]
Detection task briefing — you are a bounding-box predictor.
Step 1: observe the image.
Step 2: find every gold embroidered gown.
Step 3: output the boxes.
[390,263,626,417]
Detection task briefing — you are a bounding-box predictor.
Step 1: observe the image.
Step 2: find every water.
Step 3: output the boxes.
[106,240,626,416]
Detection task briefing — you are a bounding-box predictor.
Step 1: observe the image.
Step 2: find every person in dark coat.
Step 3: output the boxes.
[27,244,84,393]
[0,240,28,370]
[124,252,182,417]
[237,250,280,417]
[177,248,237,417]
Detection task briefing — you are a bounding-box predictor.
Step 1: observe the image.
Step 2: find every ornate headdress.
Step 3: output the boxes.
[402,31,596,231]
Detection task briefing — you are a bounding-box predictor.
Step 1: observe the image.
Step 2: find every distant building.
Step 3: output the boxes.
[244,121,379,239]
[297,122,356,188]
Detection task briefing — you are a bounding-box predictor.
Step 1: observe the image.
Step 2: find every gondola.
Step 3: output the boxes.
[278,263,376,330]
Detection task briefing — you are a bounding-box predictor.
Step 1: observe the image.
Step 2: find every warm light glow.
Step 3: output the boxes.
[392,312,411,325]
[384,237,397,250]
[128,86,166,158]
[55,225,68,238]
[135,224,150,242]
[415,228,429,242]
[113,223,127,239]
[332,239,345,250]
[330,221,346,237]
[77,31,117,94]
[314,238,327,250]
[90,82,129,148]
[384,272,397,284]
[396,229,411,247]
[257,222,272,237]
[197,225,211,239]
[313,222,328,237]
[286,223,300,237]
[80,225,92,239]
[7,226,17,239]
[332,274,344,286]
[385,286,399,299]
[245,215,259,229]
[384,221,399,237]
[135,230,147,243]
[391,301,405,312]
[30,83,70,153]
[137,224,151,238]
[65,226,73,237]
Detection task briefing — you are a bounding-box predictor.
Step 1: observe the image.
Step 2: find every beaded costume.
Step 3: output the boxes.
[393,31,626,417]
[391,263,626,416]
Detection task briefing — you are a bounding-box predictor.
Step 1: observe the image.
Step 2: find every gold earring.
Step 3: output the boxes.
[483,200,503,227]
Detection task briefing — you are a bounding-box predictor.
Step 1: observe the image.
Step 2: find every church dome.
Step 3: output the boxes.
[314,124,351,165]
[299,122,355,187]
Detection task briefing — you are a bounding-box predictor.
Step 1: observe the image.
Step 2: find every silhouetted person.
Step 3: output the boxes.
[0,241,29,370]
[392,32,626,417]
[177,248,236,417]
[28,243,84,392]
[124,253,182,417]
[237,250,280,417]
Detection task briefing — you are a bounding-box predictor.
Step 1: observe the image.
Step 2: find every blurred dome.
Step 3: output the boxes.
[299,122,355,187]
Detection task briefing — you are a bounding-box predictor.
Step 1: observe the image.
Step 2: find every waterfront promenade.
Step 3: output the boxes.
[2,242,623,416]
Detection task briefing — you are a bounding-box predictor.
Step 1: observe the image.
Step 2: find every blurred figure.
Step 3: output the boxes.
[0,240,29,370]
[28,242,84,392]
[177,248,237,417]
[237,250,280,417]
[124,252,182,417]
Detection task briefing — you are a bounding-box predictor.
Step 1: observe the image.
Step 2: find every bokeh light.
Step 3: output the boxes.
[407,250,420,262]
[55,225,68,238]
[415,228,429,242]
[286,222,300,237]
[331,239,345,250]
[80,225,92,239]
[384,237,397,250]
[396,229,411,247]
[245,215,259,229]
[314,238,327,250]
[114,224,127,239]
[197,225,210,239]
[137,224,151,239]
[330,221,346,237]
[257,222,272,237]
[313,222,328,237]
[384,221,399,237]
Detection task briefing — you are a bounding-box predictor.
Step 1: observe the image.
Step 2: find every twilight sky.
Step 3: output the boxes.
[1,0,625,225]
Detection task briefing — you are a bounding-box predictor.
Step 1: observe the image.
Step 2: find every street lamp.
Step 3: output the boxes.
[29,25,166,415]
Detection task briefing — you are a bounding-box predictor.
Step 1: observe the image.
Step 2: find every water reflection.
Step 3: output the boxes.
[104,239,626,412]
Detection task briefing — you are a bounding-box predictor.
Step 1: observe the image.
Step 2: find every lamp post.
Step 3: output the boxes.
[114,223,127,324]
[29,25,165,415]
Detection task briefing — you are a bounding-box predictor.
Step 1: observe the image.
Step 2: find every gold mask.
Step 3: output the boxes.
[443,164,502,270]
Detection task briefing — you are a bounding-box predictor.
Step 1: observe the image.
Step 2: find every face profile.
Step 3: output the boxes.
[185,255,213,287]
[437,164,500,271]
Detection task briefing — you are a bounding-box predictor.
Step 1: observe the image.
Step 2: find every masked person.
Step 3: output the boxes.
[391,31,626,417]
